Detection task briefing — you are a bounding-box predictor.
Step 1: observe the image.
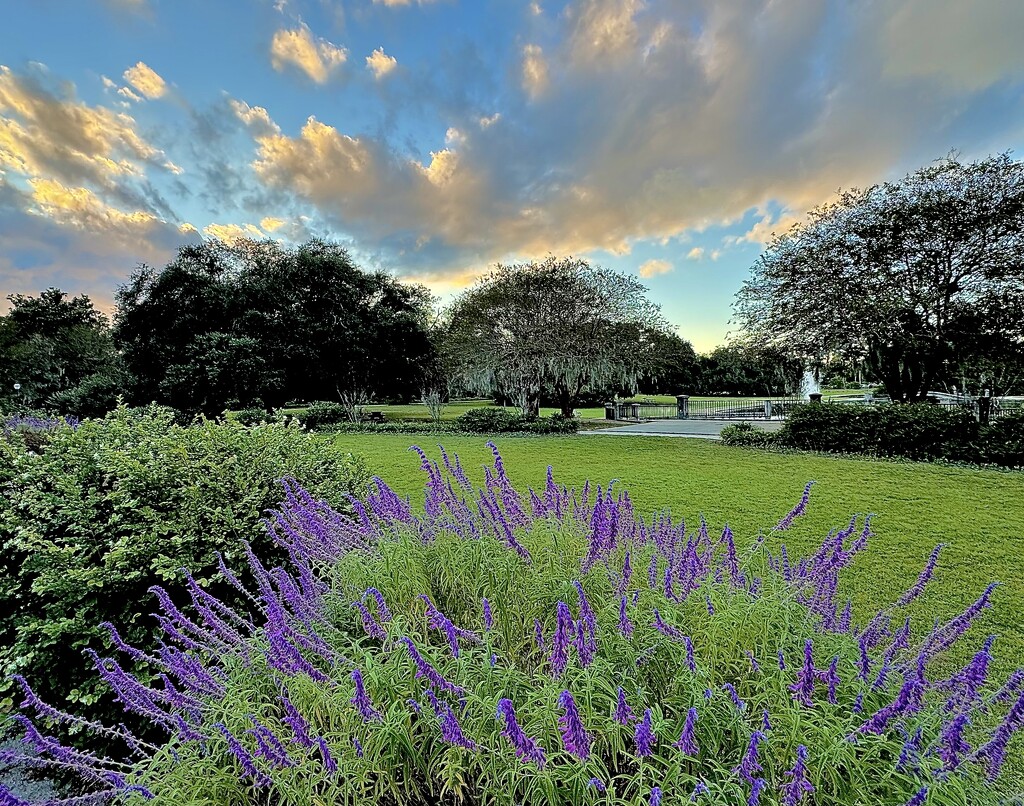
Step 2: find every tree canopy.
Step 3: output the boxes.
[444,257,671,416]
[114,239,435,415]
[0,288,124,415]
[735,153,1024,400]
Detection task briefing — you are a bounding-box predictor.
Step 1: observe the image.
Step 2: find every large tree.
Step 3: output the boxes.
[0,288,124,415]
[735,153,1024,401]
[444,257,671,417]
[115,239,435,415]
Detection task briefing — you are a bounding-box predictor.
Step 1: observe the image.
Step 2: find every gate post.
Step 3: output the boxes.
[676,395,690,419]
[764,399,772,419]
[978,390,991,425]
[604,402,616,421]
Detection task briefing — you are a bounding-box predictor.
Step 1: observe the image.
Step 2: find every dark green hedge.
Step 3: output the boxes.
[774,403,1024,467]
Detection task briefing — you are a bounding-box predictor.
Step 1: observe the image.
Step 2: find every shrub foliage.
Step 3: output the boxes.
[0,406,368,736]
[4,446,1022,805]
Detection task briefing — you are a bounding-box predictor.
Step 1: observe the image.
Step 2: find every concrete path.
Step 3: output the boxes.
[581,418,783,439]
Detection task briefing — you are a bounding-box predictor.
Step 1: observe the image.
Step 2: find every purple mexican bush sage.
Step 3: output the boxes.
[674,707,698,756]
[895,545,943,607]
[775,481,814,531]
[399,637,463,695]
[736,731,764,783]
[350,669,382,723]
[634,708,655,757]
[618,595,634,638]
[549,601,575,677]
[782,744,814,805]
[496,699,546,768]
[557,690,591,760]
[614,687,634,726]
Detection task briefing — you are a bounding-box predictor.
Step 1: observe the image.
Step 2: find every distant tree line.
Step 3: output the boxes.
[0,245,807,420]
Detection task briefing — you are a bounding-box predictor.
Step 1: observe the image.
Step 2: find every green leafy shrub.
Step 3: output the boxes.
[299,401,349,429]
[778,403,980,462]
[719,421,781,448]
[230,406,275,426]
[456,407,523,432]
[0,405,368,740]
[457,408,579,434]
[7,448,1021,805]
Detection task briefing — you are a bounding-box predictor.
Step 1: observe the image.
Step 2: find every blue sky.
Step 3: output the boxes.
[1,0,1023,350]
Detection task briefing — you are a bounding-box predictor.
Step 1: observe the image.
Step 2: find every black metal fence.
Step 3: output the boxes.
[610,397,803,421]
[607,394,1023,423]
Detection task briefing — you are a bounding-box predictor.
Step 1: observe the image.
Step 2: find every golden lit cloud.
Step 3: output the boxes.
[122,61,167,99]
[568,0,643,66]
[638,258,672,278]
[259,216,286,232]
[270,26,347,84]
[521,44,548,98]
[365,47,397,79]
[29,178,157,229]
[203,222,266,243]
[686,247,704,260]
[0,66,166,186]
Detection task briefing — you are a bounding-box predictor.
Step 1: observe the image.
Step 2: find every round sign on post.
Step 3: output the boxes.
[13,383,21,392]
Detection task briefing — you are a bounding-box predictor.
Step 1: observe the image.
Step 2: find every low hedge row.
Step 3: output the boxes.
[721,403,1024,468]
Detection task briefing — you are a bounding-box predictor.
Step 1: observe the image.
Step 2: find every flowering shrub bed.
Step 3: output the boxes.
[2,445,1022,805]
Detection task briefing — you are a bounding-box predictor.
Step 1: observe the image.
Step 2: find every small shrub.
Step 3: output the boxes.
[720,421,780,448]
[300,401,349,429]
[230,406,275,426]
[0,405,368,745]
[5,448,1022,805]
[457,407,524,433]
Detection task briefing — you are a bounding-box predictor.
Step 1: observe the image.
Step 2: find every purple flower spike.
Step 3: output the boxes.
[782,745,814,805]
[557,690,591,760]
[938,713,971,771]
[904,788,927,806]
[496,698,546,768]
[482,598,494,631]
[317,736,337,774]
[614,687,634,725]
[588,778,607,792]
[634,708,655,757]
[439,702,478,750]
[692,781,710,800]
[895,545,943,607]
[723,682,745,710]
[674,707,698,756]
[350,668,382,723]
[353,737,364,758]
[549,601,575,677]
[748,779,766,806]
[618,594,634,638]
[790,639,816,706]
[776,481,814,530]
[650,786,662,806]
[736,730,764,783]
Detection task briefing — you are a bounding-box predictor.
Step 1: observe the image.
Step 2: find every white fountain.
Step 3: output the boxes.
[800,368,820,400]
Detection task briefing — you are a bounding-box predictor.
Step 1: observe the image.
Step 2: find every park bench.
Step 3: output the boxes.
[365,411,386,424]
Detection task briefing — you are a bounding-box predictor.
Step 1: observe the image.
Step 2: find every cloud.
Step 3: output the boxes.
[521,44,548,99]
[203,222,266,243]
[365,47,398,79]
[0,66,168,188]
[270,26,347,83]
[259,216,285,231]
[226,0,1024,286]
[685,247,704,260]
[372,0,438,6]
[122,61,167,99]
[28,178,157,230]
[567,0,643,66]
[638,258,672,278]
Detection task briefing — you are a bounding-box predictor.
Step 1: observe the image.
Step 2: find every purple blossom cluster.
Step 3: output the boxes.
[3,444,1021,806]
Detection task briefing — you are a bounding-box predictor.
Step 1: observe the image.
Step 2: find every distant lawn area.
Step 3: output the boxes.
[285,389,863,422]
[329,433,1024,685]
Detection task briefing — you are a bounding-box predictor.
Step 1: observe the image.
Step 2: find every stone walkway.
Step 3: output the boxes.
[581,418,784,439]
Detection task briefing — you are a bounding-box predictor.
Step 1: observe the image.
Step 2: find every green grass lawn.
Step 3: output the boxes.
[282,389,865,422]
[329,433,1024,786]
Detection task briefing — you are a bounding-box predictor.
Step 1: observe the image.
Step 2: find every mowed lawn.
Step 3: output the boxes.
[330,433,1024,787]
